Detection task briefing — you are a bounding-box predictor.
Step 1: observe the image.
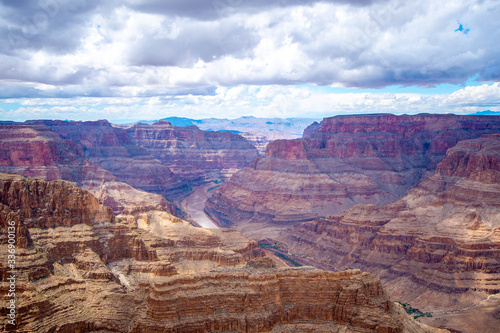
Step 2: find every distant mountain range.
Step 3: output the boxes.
[157,116,320,137]
[136,112,500,133]
[469,110,500,115]
[146,116,322,153]
[130,113,499,153]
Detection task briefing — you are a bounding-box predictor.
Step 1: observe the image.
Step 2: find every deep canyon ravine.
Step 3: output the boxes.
[182,183,219,229]
[181,182,500,332]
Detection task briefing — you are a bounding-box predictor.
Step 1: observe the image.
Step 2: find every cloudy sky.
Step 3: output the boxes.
[1,0,499,122]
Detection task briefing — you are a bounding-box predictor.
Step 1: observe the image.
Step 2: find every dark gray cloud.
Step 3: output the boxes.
[125,0,378,21]
[480,64,500,82]
[0,0,499,100]
[128,20,259,67]
[1,0,107,54]
[0,82,217,99]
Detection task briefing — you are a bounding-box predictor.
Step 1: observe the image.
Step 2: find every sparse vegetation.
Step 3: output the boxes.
[207,182,224,192]
[258,241,302,267]
[397,302,433,319]
[258,241,282,250]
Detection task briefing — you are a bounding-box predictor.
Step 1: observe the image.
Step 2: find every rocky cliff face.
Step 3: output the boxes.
[0,173,114,230]
[0,173,442,333]
[0,119,258,215]
[0,123,82,181]
[28,119,188,198]
[206,114,500,227]
[0,120,185,214]
[302,120,321,138]
[161,116,321,154]
[265,134,500,331]
[125,121,259,184]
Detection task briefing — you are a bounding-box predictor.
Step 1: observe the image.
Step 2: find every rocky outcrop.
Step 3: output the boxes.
[302,120,320,138]
[135,267,403,333]
[0,173,154,269]
[29,119,188,198]
[0,173,114,227]
[206,114,500,227]
[0,119,260,214]
[117,207,265,269]
[125,121,259,184]
[0,173,442,333]
[0,120,186,214]
[269,134,500,323]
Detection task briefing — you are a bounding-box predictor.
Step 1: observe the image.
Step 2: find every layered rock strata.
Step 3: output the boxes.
[137,267,401,333]
[206,114,500,226]
[27,119,188,199]
[0,173,442,333]
[271,134,500,320]
[240,132,270,154]
[0,119,259,216]
[0,120,184,214]
[162,116,320,149]
[125,121,259,184]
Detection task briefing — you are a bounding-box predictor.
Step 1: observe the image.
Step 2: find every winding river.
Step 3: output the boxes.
[182,184,219,229]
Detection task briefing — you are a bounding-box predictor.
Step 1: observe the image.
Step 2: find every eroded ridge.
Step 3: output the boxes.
[0,173,443,332]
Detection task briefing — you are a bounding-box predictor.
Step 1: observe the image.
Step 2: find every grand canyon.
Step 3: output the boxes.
[1,114,499,332]
[3,0,500,331]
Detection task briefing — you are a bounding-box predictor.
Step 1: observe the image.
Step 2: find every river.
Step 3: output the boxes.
[182,184,219,229]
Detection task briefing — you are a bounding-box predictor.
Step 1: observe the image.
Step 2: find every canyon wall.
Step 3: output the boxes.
[0,173,442,332]
[161,116,321,154]
[0,120,185,214]
[206,114,500,227]
[0,120,258,214]
[25,120,187,197]
[264,134,500,330]
[125,121,259,184]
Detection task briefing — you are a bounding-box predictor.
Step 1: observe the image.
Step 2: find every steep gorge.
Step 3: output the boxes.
[264,134,500,332]
[0,173,443,332]
[125,120,259,184]
[206,114,500,227]
[0,120,258,215]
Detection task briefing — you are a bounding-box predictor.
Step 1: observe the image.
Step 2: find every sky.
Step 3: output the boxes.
[0,0,499,123]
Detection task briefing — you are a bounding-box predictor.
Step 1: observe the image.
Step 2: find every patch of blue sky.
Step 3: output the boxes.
[455,21,470,35]
[0,102,23,112]
[312,75,485,95]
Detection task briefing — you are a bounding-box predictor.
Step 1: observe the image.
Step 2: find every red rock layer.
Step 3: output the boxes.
[0,120,185,214]
[125,121,259,184]
[0,123,82,181]
[0,173,114,243]
[136,267,402,333]
[27,120,187,198]
[0,173,441,333]
[277,134,500,315]
[206,114,500,226]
